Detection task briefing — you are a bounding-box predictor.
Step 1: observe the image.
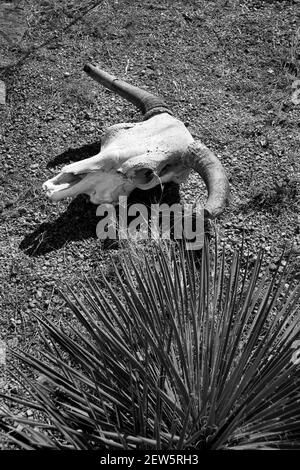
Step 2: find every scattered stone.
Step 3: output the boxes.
[17,207,27,216]
[260,136,268,147]
[0,3,27,43]
[36,290,43,298]
[16,424,24,433]
[7,337,18,348]
[84,111,92,120]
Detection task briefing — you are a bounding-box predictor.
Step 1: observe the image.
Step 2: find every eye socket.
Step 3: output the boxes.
[133,168,154,185]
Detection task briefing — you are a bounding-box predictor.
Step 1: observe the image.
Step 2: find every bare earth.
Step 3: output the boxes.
[0,0,299,396]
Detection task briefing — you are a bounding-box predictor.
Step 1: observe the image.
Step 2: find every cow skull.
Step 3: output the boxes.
[43,64,230,218]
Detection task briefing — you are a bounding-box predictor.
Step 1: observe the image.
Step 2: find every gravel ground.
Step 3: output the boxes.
[0,0,300,426]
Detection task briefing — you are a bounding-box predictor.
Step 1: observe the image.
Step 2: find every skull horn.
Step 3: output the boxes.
[83,63,171,119]
[183,141,230,219]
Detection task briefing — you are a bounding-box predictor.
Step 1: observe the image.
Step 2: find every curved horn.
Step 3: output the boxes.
[182,141,230,219]
[84,63,171,119]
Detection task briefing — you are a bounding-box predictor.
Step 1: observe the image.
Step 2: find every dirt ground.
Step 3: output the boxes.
[0,0,299,400]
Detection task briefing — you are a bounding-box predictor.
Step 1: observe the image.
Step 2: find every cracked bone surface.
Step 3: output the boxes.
[43,64,230,218]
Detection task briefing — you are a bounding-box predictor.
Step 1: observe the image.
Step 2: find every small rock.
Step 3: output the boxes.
[36,290,43,298]
[84,111,92,120]
[8,338,18,348]
[44,115,54,122]
[64,72,70,77]
[260,136,268,147]
[18,207,27,215]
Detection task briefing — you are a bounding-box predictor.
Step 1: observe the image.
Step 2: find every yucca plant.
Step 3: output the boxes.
[0,238,300,449]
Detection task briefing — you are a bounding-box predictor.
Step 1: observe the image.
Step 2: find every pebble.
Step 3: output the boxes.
[18,207,27,215]
[7,337,19,347]
[260,136,268,147]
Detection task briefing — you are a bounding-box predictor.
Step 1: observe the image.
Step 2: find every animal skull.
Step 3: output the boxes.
[43,64,230,218]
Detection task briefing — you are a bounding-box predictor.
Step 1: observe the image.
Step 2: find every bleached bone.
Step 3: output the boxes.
[43,64,230,218]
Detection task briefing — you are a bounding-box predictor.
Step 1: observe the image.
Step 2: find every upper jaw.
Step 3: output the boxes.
[42,171,87,201]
